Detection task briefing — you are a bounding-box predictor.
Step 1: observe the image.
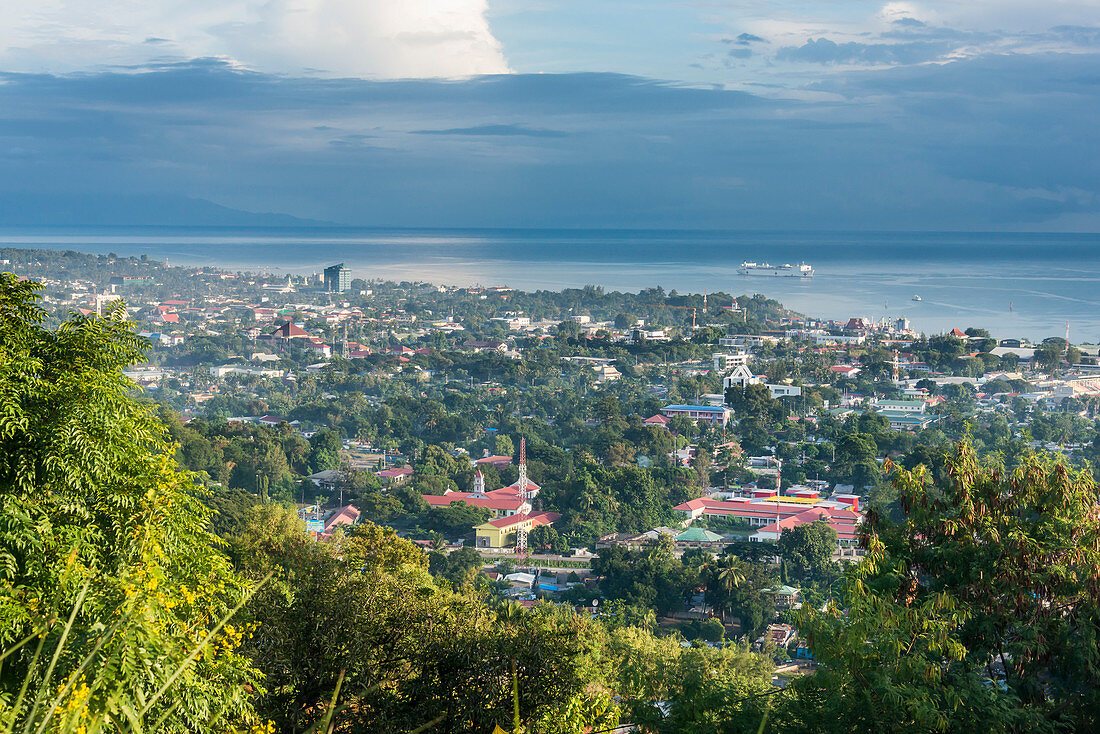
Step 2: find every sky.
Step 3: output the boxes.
[0,1,1098,230]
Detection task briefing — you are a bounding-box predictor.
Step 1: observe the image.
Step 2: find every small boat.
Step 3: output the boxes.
[912,295,922,302]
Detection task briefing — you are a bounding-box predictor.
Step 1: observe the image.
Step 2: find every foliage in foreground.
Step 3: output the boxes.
[781,441,1100,733]
[0,273,262,729]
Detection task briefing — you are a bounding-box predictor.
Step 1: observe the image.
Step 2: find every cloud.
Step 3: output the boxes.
[0,0,509,78]
[777,37,954,65]
[411,124,568,138]
[1048,25,1100,47]
[0,57,1097,230]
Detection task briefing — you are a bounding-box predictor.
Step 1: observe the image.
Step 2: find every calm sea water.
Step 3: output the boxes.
[2,227,1099,341]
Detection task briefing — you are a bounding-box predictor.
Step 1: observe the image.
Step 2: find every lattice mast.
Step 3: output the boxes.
[515,438,531,556]
[517,438,530,502]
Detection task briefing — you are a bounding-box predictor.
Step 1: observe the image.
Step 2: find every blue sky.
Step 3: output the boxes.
[0,1,1098,229]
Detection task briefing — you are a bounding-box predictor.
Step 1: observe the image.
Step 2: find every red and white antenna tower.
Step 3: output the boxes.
[517,437,530,502]
[515,438,531,557]
[775,459,782,536]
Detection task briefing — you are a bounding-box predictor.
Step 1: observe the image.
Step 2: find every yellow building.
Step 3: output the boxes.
[474,511,561,549]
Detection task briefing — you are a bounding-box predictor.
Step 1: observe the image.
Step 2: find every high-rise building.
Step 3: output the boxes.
[323,263,351,293]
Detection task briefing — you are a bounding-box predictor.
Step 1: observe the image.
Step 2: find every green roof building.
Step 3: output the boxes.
[675,527,724,543]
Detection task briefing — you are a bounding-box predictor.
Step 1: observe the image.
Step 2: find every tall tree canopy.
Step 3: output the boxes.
[780,441,1100,733]
[0,274,260,729]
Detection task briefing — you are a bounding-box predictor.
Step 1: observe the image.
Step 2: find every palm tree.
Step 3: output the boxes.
[708,555,746,622]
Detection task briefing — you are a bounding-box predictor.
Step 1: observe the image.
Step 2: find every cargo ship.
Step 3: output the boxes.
[738,261,814,278]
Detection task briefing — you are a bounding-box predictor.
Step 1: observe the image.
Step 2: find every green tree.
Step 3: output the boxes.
[776,519,838,582]
[495,433,515,458]
[420,500,491,537]
[0,274,260,730]
[236,509,614,733]
[614,313,637,329]
[308,428,342,472]
[782,441,1100,733]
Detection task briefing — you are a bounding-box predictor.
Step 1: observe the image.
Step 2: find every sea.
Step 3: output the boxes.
[3,227,1099,342]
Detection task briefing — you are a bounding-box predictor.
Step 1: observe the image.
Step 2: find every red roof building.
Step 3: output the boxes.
[422,492,528,517]
[376,466,414,483]
[475,455,513,469]
[270,322,310,339]
[320,504,360,539]
[674,497,863,544]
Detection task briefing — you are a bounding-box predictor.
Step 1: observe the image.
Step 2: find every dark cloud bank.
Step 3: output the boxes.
[0,54,1097,230]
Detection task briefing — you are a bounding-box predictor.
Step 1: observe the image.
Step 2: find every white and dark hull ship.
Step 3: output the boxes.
[738,261,814,278]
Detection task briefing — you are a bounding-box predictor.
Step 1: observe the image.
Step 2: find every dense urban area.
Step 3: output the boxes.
[4,247,1100,733]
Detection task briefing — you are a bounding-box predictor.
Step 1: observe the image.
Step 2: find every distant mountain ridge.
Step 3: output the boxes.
[0,193,335,227]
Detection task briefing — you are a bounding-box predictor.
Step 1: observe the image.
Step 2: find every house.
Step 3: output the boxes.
[829,365,862,378]
[673,527,725,546]
[269,322,310,341]
[873,399,927,414]
[845,318,870,331]
[308,469,345,491]
[319,504,360,539]
[721,365,802,399]
[660,404,731,427]
[475,511,561,548]
[376,465,414,484]
[306,340,333,358]
[475,454,513,469]
[462,339,507,353]
[643,414,670,428]
[748,507,861,544]
[593,364,621,383]
[872,399,940,431]
[765,585,802,609]
[723,364,759,390]
[755,623,797,651]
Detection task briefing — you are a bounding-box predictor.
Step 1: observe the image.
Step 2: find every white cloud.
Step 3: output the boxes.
[0,0,510,78]
[878,3,929,25]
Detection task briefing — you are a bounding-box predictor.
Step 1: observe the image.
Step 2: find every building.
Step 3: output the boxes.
[269,322,310,341]
[323,263,352,293]
[376,466,414,484]
[475,511,561,548]
[593,364,621,383]
[108,275,154,292]
[712,352,750,371]
[319,504,360,540]
[462,339,508,353]
[474,454,513,469]
[660,404,731,427]
[424,443,541,519]
[674,495,862,544]
[872,399,940,430]
[722,365,802,400]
